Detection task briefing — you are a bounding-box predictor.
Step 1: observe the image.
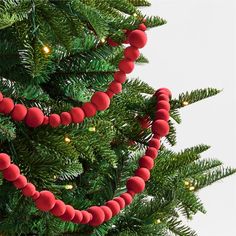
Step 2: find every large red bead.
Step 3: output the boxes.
[148,138,161,149]
[114,71,126,83]
[13,175,27,189]
[155,109,170,121]
[152,120,170,137]
[88,206,105,226]
[156,101,170,111]
[35,191,56,212]
[49,114,61,128]
[91,92,110,111]
[11,104,27,121]
[126,176,145,194]
[60,112,72,126]
[25,107,44,128]
[146,147,158,159]
[128,30,147,48]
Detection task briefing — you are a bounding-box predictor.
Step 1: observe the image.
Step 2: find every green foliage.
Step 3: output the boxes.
[0,0,234,236]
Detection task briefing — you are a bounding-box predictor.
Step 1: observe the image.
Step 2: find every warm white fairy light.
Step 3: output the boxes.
[182,101,189,106]
[65,184,73,190]
[64,136,71,143]
[42,45,50,54]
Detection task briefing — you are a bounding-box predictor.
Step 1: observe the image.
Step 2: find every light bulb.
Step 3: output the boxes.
[189,186,195,191]
[182,101,189,106]
[156,219,161,224]
[65,184,73,190]
[64,136,71,143]
[42,45,50,54]
[88,127,96,132]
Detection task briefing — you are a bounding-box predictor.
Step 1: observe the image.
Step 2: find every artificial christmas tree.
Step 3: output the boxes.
[0,0,235,235]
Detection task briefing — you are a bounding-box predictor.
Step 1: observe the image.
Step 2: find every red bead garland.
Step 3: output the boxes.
[0,27,147,128]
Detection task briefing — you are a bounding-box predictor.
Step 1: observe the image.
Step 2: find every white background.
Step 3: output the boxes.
[132,0,236,235]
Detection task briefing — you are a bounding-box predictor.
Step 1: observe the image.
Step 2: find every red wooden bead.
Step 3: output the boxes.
[118,59,134,74]
[157,94,169,102]
[60,112,72,125]
[135,168,150,181]
[139,155,154,170]
[0,153,11,170]
[32,191,40,200]
[88,206,105,226]
[25,107,44,128]
[35,191,56,212]
[91,92,110,111]
[148,138,161,149]
[126,176,145,194]
[72,210,83,224]
[124,46,140,61]
[80,211,92,224]
[13,175,27,189]
[156,101,170,111]
[50,200,66,217]
[138,23,147,31]
[43,116,49,125]
[70,107,85,123]
[3,164,20,181]
[0,98,14,114]
[120,192,133,206]
[59,205,75,221]
[100,206,112,222]
[11,104,27,121]
[108,81,122,94]
[128,30,147,48]
[106,90,115,98]
[49,114,61,128]
[155,109,170,121]
[157,88,172,97]
[82,102,97,117]
[22,183,36,197]
[114,71,127,83]
[114,197,126,210]
[146,147,158,159]
[152,120,170,137]
[106,200,120,216]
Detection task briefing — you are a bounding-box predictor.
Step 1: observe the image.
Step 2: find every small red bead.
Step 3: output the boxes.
[157,94,169,102]
[80,211,92,224]
[82,102,97,117]
[124,46,140,61]
[32,191,40,200]
[138,23,147,31]
[59,205,75,221]
[155,109,170,121]
[22,183,36,197]
[43,116,49,125]
[135,168,150,181]
[100,206,112,222]
[72,210,83,224]
[118,59,134,74]
[156,101,170,111]
[107,38,119,47]
[0,153,11,170]
[108,81,122,94]
[0,98,14,114]
[25,107,44,128]
[49,114,61,128]
[106,90,115,98]
[120,193,133,206]
[35,191,56,212]
[60,112,72,125]
[70,107,85,123]
[50,200,66,217]
[139,155,154,170]
[13,175,27,189]
[114,71,127,83]
[146,147,158,159]
[3,164,20,181]
[148,138,161,149]
[106,200,120,216]
[114,197,126,210]
[0,92,3,102]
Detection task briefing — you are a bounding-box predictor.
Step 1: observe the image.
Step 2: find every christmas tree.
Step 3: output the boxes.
[0,1,235,235]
